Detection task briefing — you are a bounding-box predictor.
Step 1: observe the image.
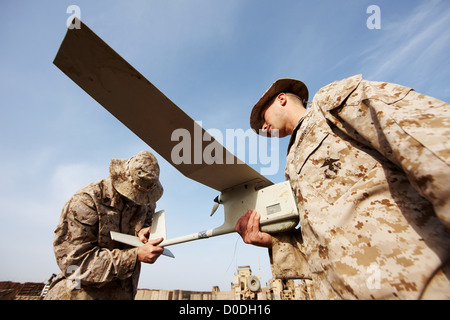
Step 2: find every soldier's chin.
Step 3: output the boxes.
[259,128,282,138]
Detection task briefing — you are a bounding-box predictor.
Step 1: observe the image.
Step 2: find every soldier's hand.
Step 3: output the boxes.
[235,210,273,248]
[137,237,164,264]
[137,226,151,243]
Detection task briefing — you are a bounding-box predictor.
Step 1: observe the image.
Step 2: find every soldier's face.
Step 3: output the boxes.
[261,96,288,138]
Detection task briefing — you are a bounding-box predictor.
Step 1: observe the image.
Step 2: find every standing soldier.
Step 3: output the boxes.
[236,74,450,299]
[45,151,165,299]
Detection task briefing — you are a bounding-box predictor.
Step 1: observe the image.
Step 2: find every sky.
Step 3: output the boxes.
[0,0,449,292]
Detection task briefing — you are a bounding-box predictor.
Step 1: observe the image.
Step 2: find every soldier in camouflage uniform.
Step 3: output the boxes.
[45,151,165,300]
[236,74,450,299]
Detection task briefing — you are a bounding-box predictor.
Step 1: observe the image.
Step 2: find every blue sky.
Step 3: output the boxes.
[1,0,449,292]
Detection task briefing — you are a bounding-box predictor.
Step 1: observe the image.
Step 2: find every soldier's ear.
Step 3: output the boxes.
[277,93,288,107]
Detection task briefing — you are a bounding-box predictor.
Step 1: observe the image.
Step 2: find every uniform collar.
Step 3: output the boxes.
[316,74,362,112]
[287,107,311,154]
[101,177,125,209]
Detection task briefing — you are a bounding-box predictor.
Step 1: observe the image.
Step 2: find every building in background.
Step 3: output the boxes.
[1,266,308,300]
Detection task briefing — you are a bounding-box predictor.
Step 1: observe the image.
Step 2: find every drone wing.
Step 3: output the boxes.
[53,19,272,191]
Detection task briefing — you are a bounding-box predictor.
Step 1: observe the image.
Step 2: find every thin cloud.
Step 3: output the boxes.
[361,0,450,87]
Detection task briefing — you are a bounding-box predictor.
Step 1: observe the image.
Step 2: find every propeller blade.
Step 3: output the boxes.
[210,202,219,216]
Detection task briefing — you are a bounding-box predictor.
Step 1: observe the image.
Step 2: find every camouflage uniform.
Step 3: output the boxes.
[44,177,155,300]
[270,74,450,299]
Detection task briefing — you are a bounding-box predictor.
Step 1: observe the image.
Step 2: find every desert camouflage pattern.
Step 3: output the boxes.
[272,74,450,299]
[45,177,155,300]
